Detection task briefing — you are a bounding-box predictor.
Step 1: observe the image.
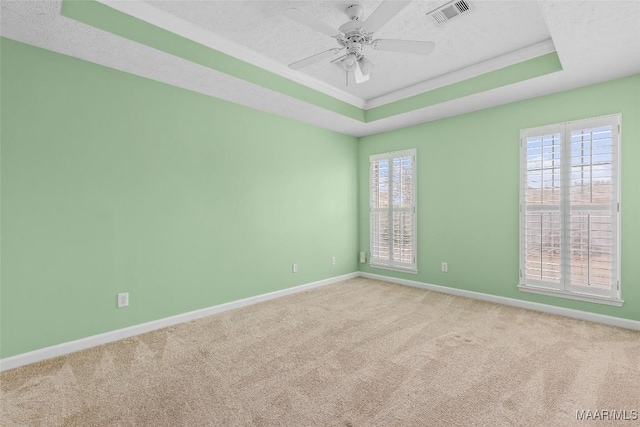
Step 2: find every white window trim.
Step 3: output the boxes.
[518,114,623,306]
[517,284,623,307]
[370,148,418,274]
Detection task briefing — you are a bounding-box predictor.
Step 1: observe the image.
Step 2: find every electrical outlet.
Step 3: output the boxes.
[441,262,448,273]
[331,256,336,265]
[117,292,129,308]
[292,263,298,273]
[360,252,366,263]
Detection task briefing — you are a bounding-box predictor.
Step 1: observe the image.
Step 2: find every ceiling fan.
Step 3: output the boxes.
[284,1,435,86]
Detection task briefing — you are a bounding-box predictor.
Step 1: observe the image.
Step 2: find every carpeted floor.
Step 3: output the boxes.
[1,278,639,426]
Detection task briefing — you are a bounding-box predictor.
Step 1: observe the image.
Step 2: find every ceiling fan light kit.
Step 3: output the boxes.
[284,0,436,86]
[342,53,359,71]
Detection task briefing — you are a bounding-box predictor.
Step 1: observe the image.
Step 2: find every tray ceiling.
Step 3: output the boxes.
[147,0,552,101]
[1,1,639,136]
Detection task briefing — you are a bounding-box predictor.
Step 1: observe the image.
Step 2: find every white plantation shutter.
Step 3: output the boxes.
[566,118,619,297]
[371,159,390,262]
[522,127,563,289]
[520,115,621,304]
[370,149,417,272]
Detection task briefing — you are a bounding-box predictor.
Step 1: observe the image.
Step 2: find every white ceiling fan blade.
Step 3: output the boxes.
[284,8,343,38]
[359,57,375,76]
[354,61,370,84]
[374,39,435,55]
[331,54,348,64]
[289,48,342,70]
[361,0,411,33]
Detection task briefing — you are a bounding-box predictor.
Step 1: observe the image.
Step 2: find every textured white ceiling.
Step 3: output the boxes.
[147,0,552,100]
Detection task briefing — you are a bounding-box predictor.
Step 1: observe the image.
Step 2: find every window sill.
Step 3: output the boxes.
[518,284,624,307]
[370,264,418,275]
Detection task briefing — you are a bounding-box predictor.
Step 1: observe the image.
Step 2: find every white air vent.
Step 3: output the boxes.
[427,0,473,25]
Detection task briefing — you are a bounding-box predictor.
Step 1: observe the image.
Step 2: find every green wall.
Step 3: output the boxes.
[1,37,638,361]
[0,39,358,358]
[359,74,640,321]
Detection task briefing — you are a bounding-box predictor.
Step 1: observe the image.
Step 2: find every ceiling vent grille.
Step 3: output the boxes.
[427,0,473,25]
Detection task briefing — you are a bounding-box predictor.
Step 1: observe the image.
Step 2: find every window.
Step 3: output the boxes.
[519,115,621,305]
[370,149,417,273]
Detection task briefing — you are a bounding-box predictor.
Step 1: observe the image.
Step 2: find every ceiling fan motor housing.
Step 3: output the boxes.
[338,3,376,63]
[337,21,371,62]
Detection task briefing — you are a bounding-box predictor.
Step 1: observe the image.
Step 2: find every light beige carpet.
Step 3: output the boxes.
[1,278,639,426]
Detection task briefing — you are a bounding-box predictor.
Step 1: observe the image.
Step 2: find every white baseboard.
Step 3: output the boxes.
[0,272,359,372]
[4,271,637,372]
[360,272,640,331]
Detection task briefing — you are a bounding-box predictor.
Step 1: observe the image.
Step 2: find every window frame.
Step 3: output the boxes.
[369,148,418,274]
[518,114,623,306]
